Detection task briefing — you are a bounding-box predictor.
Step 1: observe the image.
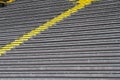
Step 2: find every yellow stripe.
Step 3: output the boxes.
[0,0,96,56]
[6,0,15,4]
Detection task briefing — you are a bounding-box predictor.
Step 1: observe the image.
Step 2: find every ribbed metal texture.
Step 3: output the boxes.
[0,0,120,79]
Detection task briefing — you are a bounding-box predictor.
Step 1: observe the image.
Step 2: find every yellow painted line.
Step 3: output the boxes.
[6,0,15,4]
[0,0,97,56]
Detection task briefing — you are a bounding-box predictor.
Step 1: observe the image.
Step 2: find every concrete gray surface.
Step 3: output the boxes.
[0,0,120,79]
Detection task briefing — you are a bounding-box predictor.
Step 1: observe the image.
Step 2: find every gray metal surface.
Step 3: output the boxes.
[0,0,120,79]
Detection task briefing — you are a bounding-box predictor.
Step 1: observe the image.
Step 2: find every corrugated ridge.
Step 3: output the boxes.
[0,0,120,79]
